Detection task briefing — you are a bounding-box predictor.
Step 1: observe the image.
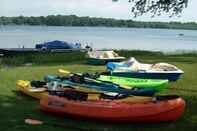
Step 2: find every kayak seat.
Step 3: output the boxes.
[31,81,47,88]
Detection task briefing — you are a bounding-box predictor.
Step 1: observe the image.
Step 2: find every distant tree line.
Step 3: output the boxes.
[0,15,197,30]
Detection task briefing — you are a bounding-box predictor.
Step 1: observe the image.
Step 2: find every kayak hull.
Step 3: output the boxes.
[40,95,185,122]
[107,62,183,81]
[111,72,182,81]
[97,75,169,91]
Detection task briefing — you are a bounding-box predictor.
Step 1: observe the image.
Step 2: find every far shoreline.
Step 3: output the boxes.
[1,15,197,31]
[1,24,197,31]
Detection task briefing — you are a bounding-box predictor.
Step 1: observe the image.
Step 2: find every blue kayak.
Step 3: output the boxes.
[44,75,156,96]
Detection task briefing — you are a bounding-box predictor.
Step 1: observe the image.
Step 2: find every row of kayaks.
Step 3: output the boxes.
[17,69,185,122]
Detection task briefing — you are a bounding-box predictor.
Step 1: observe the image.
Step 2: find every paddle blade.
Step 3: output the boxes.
[120,85,133,89]
[58,69,70,74]
[25,119,44,125]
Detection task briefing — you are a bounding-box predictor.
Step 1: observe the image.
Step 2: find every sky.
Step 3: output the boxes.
[0,0,196,22]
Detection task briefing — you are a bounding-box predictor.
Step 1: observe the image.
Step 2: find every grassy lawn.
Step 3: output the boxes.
[0,53,197,131]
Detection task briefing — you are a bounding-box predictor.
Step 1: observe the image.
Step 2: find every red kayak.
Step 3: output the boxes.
[40,95,185,122]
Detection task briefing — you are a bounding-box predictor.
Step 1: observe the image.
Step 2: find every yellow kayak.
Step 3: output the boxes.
[16,80,153,103]
[17,80,48,99]
[16,80,103,99]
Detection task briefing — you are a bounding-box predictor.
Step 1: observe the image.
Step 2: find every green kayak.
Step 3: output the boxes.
[97,75,169,91]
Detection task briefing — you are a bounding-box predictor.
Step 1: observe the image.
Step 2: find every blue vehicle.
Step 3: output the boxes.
[35,40,82,50]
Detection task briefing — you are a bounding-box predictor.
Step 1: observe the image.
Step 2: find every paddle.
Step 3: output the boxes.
[57,73,179,101]
[58,69,133,89]
[62,84,129,100]
[58,69,74,75]
[58,69,101,83]
[47,78,125,100]
[63,84,105,94]
[58,70,147,100]
[45,72,128,98]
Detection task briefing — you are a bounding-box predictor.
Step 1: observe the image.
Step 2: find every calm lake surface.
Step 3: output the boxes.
[0,26,197,52]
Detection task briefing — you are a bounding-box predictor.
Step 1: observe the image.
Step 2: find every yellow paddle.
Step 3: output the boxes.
[58,69,71,74]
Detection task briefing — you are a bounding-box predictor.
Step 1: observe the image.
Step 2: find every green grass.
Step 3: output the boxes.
[2,49,197,66]
[1,52,87,66]
[1,53,197,131]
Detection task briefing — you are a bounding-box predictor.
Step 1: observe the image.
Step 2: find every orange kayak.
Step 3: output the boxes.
[40,95,185,122]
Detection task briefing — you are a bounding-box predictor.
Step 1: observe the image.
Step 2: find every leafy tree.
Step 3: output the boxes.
[113,0,188,17]
[12,16,26,25]
[0,17,13,25]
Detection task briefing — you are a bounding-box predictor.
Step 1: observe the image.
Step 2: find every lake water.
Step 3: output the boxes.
[0,25,197,52]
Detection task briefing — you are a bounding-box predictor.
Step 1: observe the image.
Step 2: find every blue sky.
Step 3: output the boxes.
[1,0,196,22]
